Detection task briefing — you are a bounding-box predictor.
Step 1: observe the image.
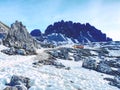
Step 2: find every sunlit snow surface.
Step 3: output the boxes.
[0,45,119,90]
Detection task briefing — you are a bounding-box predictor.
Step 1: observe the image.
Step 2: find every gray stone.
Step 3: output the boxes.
[109,76,120,88]
[16,49,26,55]
[8,75,30,89]
[82,59,97,70]
[97,61,113,74]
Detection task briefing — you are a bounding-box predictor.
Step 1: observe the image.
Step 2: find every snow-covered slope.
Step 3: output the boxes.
[43,33,78,46]
[0,44,119,90]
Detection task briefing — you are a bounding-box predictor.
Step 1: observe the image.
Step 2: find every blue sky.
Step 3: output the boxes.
[0,0,120,41]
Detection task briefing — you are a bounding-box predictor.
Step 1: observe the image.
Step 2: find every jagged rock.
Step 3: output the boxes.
[73,54,81,61]
[45,20,112,43]
[109,76,120,88]
[15,49,26,55]
[104,59,120,68]
[6,75,30,89]
[47,48,69,60]
[82,59,97,70]
[3,21,40,55]
[1,47,27,55]
[97,61,113,74]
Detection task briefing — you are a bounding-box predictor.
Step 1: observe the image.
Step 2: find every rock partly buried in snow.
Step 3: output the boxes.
[6,75,30,89]
[33,58,65,69]
[47,48,70,60]
[104,59,120,68]
[109,76,120,89]
[82,58,97,70]
[4,86,27,90]
[3,21,40,55]
[97,61,113,74]
[1,47,27,55]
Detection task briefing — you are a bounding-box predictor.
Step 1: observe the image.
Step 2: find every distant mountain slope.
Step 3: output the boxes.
[44,20,112,43]
[0,21,10,32]
[0,21,10,39]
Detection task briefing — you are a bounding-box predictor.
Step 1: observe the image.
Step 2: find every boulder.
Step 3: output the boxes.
[1,47,27,55]
[109,76,120,88]
[15,49,26,55]
[73,54,81,61]
[104,59,120,68]
[97,61,113,74]
[47,48,69,60]
[82,58,97,70]
[7,75,30,89]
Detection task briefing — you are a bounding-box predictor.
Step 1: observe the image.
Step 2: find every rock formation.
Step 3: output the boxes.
[3,21,40,55]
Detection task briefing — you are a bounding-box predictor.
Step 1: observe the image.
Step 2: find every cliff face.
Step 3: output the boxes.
[44,20,112,43]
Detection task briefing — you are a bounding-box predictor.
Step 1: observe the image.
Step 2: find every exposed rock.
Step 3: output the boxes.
[33,58,65,69]
[3,21,40,55]
[6,75,30,89]
[82,58,97,70]
[0,21,10,36]
[73,54,81,61]
[1,47,27,55]
[104,59,120,68]
[47,48,69,60]
[15,49,26,55]
[109,76,120,88]
[45,20,112,43]
[97,61,113,74]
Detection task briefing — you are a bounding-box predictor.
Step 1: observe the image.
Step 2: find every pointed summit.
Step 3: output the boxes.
[3,20,40,55]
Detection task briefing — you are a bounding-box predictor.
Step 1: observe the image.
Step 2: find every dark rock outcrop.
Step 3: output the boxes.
[47,48,69,60]
[97,61,113,74]
[3,21,40,55]
[44,20,112,43]
[82,59,98,70]
[30,29,41,37]
[5,75,30,90]
[106,76,120,89]
[1,47,26,55]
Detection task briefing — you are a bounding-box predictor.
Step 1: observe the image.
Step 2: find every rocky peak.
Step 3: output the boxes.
[3,20,40,55]
[45,20,112,43]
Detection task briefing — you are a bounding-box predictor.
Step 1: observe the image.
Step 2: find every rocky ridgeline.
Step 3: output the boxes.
[1,21,40,55]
